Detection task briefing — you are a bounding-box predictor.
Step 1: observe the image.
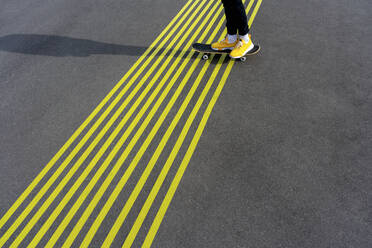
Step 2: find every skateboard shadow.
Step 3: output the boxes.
[209,54,231,65]
[0,34,191,58]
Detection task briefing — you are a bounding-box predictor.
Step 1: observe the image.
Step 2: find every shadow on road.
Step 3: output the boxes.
[0,34,194,58]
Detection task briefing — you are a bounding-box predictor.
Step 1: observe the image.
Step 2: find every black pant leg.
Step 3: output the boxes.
[221,0,249,36]
[234,0,249,35]
[221,0,238,35]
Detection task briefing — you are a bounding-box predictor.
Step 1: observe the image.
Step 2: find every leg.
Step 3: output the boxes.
[228,0,254,58]
[221,0,238,35]
[223,0,249,35]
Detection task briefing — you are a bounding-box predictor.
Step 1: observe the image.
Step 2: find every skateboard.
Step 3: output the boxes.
[192,43,260,62]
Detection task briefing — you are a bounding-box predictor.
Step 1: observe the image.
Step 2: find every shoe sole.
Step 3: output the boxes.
[229,43,255,59]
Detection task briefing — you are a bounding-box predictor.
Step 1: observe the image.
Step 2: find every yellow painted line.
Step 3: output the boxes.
[0,0,194,233]
[123,1,256,245]
[247,0,256,16]
[143,56,233,248]
[249,0,263,27]
[71,3,222,248]
[10,0,209,247]
[1,1,202,247]
[124,42,225,248]
[142,1,263,247]
[113,0,250,245]
[102,6,232,246]
[27,1,213,247]
[120,53,222,247]
[102,55,213,247]
[55,7,223,246]
[57,2,217,248]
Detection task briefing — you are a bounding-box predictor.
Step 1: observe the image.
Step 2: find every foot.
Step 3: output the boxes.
[211,37,238,51]
[229,38,254,59]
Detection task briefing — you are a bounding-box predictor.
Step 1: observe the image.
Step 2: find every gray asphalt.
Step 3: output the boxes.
[1,0,371,247]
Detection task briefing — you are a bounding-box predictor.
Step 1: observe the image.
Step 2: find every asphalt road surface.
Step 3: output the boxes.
[0,0,371,247]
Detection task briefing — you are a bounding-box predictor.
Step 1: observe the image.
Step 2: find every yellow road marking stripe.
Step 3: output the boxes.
[249,0,263,27]
[1,0,202,247]
[247,0,256,16]
[28,1,213,247]
[103,55,213,247]
[116,0,249,245]
[1,0,262,247]
[0,0,194,233]
[54,11,223,248]
[142,1,262,247]
[73,3,223,248]
[122,1,256,246]
[120,52,222,248]
[10,0,208,247]
[102,4,233,245]
[143,55,233,248]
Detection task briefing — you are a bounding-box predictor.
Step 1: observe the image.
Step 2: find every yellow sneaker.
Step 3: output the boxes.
[211,37,238,51]
[229,38,254,59]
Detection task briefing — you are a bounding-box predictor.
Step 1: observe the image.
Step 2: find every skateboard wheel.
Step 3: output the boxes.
[202,54,209,60]
[240,57,246,62]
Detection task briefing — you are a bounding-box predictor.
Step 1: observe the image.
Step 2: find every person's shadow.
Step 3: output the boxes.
[0,34,193,58]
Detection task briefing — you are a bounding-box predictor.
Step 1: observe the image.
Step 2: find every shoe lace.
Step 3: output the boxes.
[235,39,243,48]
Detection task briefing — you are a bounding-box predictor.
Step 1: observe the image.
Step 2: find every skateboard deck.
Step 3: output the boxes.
[192,43,260,61]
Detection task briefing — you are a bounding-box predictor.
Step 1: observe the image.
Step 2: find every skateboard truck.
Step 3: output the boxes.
[202,53,247,61]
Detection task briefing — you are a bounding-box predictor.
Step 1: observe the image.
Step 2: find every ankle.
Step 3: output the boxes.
[227,34,237,44]
[239,34,250,43]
